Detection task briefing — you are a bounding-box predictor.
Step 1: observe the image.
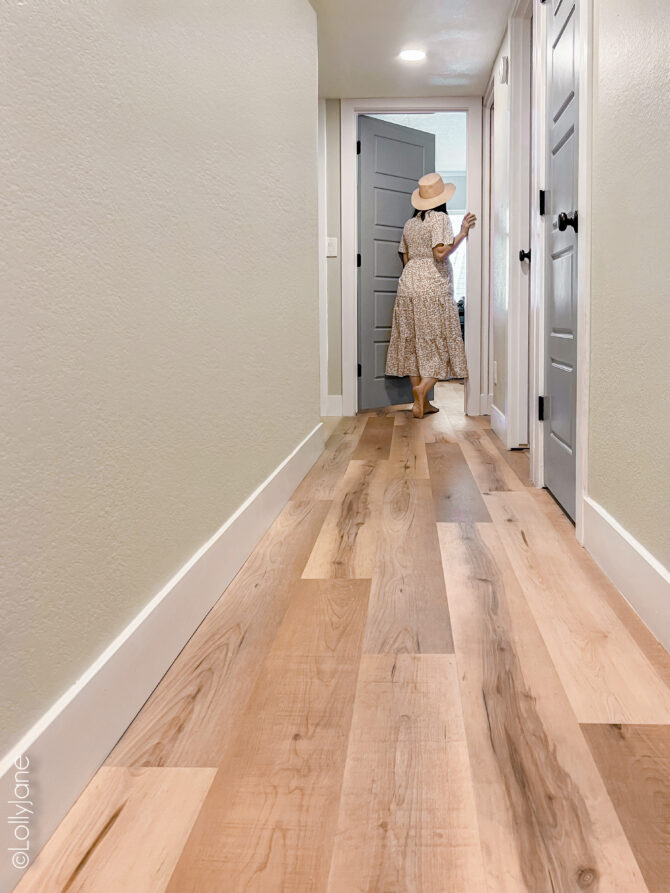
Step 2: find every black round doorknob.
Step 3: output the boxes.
[558,211,579,233]
[519,249,531,262]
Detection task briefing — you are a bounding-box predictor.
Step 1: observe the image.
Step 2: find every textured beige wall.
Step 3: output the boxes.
[588,0,670,567]
[491,31,510,414]
[325,99,342,396]
[1,0,319,754]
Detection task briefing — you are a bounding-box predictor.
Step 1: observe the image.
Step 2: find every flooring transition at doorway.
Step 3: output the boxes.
[15,383,670,892]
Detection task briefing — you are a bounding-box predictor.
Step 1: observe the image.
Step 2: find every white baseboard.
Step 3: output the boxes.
[0,422,324,893]
[490,402,506,442]
[325,394,343,416]
[583,495,670,654]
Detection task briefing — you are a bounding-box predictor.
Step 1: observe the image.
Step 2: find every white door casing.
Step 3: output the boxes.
[507,13,532,449]
[488,5,532,448]
[482,76,495,417]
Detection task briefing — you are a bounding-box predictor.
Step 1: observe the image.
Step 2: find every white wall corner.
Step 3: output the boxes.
[0,423,324,893]
[583,496,670,654]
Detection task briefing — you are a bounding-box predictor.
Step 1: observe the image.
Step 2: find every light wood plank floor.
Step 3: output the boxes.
[17,383,670,892]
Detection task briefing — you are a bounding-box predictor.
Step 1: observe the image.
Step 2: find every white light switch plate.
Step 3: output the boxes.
[326,237,338,257]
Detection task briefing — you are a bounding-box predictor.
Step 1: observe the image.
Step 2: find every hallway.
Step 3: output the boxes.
[16,383,670,892]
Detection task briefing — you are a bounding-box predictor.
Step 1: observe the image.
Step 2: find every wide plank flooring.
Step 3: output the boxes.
[18,384,670,892]
[581,723,670,893]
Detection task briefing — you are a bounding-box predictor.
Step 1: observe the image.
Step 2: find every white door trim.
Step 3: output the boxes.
[528,0,593,540]
[529,2,548,487]
[574,0,594,543]
[481,76,495,415]
[317,99,329,417]
[505,5,533,448]
[340,97,484,416]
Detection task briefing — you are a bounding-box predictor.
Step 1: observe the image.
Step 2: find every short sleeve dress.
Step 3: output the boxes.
[385,210,467,380]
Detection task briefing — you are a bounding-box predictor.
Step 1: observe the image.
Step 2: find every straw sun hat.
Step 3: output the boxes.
[411,172,456,210]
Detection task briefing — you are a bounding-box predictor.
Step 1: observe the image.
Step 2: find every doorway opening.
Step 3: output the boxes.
[482,9,533,475]
[357,112,468,412]
[339,98,483,419]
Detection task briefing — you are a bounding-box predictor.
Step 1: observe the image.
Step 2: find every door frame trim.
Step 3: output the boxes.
[486,3,532,448]
[506,6,533,449]
[529,1,547,489]
[574,0,594,544]
[528,0,593,541]
[317,99,329,417]
[481,75,495,417]
[340,97,483,416]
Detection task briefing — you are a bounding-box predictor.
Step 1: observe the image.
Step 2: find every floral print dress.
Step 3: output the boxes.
[385,210,468,380]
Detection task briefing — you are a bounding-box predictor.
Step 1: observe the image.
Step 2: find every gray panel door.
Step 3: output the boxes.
[358,115,435,410]
[545,0,579,520]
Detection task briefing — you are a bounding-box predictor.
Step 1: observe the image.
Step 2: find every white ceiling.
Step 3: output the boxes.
[309,0,515,98]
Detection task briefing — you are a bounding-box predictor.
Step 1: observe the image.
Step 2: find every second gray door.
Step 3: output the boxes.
[545,0,579,520]
[358,115,436,410]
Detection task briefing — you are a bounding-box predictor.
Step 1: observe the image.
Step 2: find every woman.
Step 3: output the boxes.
[385,172,476,419]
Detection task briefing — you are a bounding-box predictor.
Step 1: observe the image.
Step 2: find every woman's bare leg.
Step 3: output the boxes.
[411,386,423,418]
[412,376,437,419]
[410,376,423,418]
[420,378,438,412]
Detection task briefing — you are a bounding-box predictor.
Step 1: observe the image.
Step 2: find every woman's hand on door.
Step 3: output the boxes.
[460,212,477,236]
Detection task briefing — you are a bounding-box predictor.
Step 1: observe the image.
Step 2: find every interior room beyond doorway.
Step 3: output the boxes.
[370,112,469,308]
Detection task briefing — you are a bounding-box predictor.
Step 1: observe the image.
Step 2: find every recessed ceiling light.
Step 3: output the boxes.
[399,49,426,62]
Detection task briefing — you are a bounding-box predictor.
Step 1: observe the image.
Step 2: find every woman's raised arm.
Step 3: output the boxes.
[433,212,477,261]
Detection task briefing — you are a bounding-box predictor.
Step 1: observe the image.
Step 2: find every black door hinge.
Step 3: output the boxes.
[357,363,362,377]
[356,140,361,154]
[538,395,546,421]
[539,190,547,216]
[357,253,361,267]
